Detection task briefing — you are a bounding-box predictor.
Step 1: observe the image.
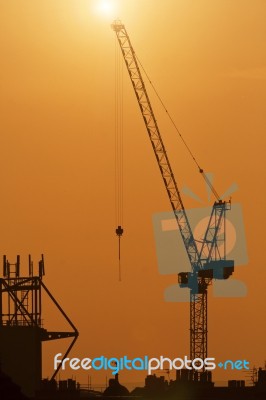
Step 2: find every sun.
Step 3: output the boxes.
[94,0,117,17]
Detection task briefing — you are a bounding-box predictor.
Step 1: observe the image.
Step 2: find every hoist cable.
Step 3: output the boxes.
[136,54,220,201]
[115,37,124,281]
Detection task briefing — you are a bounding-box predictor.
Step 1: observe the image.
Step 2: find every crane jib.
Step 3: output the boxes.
[111,21,201,271]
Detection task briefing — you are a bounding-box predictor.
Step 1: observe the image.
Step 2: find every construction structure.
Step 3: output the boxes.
[112,20,234,367]
[0,254,78,397]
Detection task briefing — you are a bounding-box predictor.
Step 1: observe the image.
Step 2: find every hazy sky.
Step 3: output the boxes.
[0,0,265,385]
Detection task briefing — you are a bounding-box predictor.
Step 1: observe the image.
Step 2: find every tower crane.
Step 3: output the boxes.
[112,21,234,366]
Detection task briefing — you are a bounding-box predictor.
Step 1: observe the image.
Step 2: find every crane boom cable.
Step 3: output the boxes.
[115,36,124,226]
[135,55,220,201]
[115,35,124,281]
[114,35,118,225]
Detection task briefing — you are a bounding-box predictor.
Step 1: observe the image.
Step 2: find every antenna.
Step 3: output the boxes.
[39,254,45,278]
[16,255,20,277]
[3,255,7,277]
[29,254,33,277]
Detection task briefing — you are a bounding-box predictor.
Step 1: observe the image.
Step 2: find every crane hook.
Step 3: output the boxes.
[116,225,124,237]
[115,226,124,281]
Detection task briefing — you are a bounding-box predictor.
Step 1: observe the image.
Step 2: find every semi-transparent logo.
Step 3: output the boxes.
[152,177,248,301]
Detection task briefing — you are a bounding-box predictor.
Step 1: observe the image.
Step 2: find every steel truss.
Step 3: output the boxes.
[0,255,78,380]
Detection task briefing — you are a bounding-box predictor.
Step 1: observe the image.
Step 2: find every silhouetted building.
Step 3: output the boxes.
[0,363,29,400]
[0,325,42,397]
[103,374,129,397]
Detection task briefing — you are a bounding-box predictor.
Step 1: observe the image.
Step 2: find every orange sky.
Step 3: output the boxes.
[0,0,265,386]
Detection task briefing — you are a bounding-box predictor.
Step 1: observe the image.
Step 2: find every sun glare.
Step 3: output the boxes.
[94,0,117,17]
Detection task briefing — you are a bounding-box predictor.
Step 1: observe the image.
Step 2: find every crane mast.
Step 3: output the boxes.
[112,20,234,365]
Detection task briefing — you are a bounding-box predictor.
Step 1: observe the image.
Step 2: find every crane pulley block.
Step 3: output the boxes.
[115,225,124,237]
